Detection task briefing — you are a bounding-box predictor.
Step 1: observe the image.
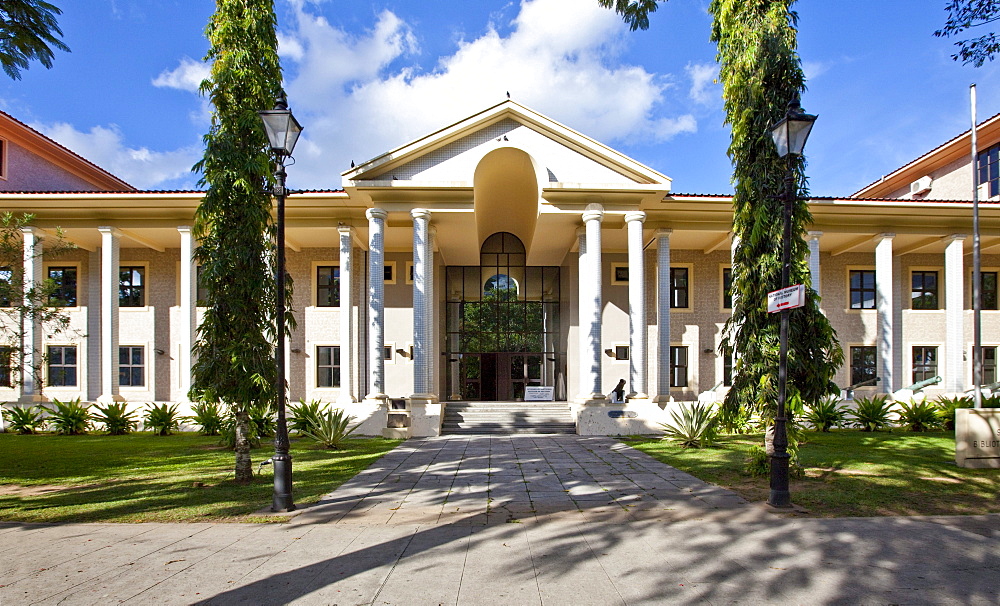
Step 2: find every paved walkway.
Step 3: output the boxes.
[1,435,998,605]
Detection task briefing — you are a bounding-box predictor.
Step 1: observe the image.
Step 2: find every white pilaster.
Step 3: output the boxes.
[807,231,823,298]
[338,225,356,404]
[411,209,431,398]
[945,234,967,393]
[625,211,647,399]
[98,227,121,402]
[875,234,895,394]
[20,228,43,400]
[427,225,437,401]
[655,229,672,403]
[365,208,388,401]
[577,203,604,402]
[177,226,196,401]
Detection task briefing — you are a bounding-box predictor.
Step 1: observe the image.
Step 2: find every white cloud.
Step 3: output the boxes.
[152,57,211,93]
[803,60,832,81]
[686,62,719,105]
[35,122,201,190]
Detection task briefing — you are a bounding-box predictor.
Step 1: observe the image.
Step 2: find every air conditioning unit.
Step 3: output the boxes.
[909,175,933,196]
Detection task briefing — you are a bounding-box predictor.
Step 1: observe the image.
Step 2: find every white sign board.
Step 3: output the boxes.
[524,386,554,401]
[767,284,806,313]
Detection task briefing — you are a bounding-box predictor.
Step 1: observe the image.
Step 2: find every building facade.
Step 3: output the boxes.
[3,101,999,435]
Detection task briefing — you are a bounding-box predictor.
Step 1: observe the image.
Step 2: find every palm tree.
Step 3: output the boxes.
[0,1,69,80]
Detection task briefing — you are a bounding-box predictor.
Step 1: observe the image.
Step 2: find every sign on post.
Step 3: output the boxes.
[767,284,806,313]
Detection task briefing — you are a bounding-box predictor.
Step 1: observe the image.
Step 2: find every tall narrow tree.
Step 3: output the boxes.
[191,0,283,483]
[600,0,842,426]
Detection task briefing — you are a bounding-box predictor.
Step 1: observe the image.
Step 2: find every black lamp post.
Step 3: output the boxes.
[767,94,816,508]
[259,92,302,513]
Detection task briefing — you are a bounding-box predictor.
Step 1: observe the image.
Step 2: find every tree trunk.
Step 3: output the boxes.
[234,410,253,483]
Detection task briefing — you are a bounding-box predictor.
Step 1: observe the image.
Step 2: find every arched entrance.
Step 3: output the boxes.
[445,232,564,401]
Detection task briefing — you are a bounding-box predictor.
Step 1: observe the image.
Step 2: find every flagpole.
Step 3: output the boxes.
[971,83,982,409]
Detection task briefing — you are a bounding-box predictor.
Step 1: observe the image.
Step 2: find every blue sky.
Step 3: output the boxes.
[2,0,998,196]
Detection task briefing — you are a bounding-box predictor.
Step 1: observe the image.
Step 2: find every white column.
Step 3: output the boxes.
[366,208,388,400]
[338,225,356,404]
[625,211,647,398]
[177,226,196,401]
[98,227,121,402]
[20,228,43,400]
[410,209,431,398]
[578,203,604,401]
[427,225,437,400]
[807,231,823,298]
[875,234,895,394]
[656,229,672,403]
[945,234,967,393]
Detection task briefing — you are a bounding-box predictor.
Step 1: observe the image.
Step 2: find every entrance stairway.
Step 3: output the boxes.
[442,401,576,435]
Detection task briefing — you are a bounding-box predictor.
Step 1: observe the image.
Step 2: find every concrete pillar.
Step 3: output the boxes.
[177,226,196,401]
[807,231,823,298]
[577,203,604,402]
[98,227,121,402]
[411,208,431,398]
[365,208,387,401]
[19,228,43,400]
[875,234,895,394]
[625,211,647,398]
[427,225,437,400]
[945,234,967,393]
[655,229,672,403]
[338,225,356,404]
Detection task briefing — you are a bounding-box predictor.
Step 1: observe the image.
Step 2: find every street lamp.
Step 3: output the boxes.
[767,94,816,508]
[259,92,302,513]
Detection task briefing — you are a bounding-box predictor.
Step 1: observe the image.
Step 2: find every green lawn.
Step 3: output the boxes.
[625,431,1000,517]
[0,432,400,523]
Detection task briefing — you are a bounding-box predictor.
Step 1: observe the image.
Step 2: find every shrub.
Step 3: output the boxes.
[850,395,896,432]
[934,395,973,430]
[46,398,91,435]
[804,396,849,432]
[248,402,276,439]
[144,403,181,436]
[658,402,717,448]
[302,408,360,449]
[92,402,139,435]
[714,404,753,434]
[2,404,46,434]
[186,402,224,436]
[289,399,328,436]
[744,444,769,477]
[897,399,942,432]
[982,394,1000,408]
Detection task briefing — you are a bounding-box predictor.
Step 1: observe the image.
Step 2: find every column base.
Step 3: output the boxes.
[408,396,443,437]
[653,394,674,405]
[336,393,358,405]
[17,393,47,404]
[97,394,127,404]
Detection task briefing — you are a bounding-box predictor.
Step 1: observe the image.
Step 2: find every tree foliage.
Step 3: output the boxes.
[599,0,842,419]
[0,0,69,80]
[935,0,1000,67]
[191,0,283,483]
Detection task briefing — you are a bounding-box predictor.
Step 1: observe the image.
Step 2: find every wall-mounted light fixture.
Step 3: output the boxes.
[154,348,165,355]
[290,348,301,354]
[604,348,615,358]
[396,348,412,359]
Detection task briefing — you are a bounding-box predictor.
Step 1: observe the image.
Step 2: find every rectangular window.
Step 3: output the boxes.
[384,264,394,283]
[669,346,688,388]
[316,345,341,388]
[670,267,689,309]
[849,269,876,310]
[978,143,1000,197]
[48,345,77,387]
[47,267,77,307]
[911,270,939,310]
[980,271,998,310]
[981,346,997,385]
[383,345,393,361]
[614,345,629,361]
[0,265,11,307]
[850,346,877,386]
[723,345,734,387]
[118,346,144,387]
[0,346,11,387]
[119,266,145,307]
[611,264,629,285]
[317,266,340,307]
[722,267,733,309]
[912,346,938,384]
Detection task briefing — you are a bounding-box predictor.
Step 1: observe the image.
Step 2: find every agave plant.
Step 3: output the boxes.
[46,398,91,435]
[144,403,181,436]
[804,396,849,432]
[2,404,47,434]
[302,408,360,449]
[934,395,973,431]
[92,402,139,435]
[897,399,942,432]
[658,402,717,448]
[289,399,328,436]
[186,402,225,436]
[850,395,896,432]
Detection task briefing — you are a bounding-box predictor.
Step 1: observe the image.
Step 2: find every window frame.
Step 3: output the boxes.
[610,263,629,286]
[384,261,397,285]
[47,344,79,387]
[668,264,693,311]
[910,268,941,310]
[313,262,340,308]
[611,343,629,362]
[972,268,999,311]
[911,345,939,384]
[315,345,341,389]
[721,265,733,311]
[0,345,12,387]
[669,345,689,388]
[848,268,877,310]
[45,263,80,308]
[118,264,147,308]
[849,345,877,386]
[976,345,998,386]
[977,142,1000,198]
[118,345,145,388]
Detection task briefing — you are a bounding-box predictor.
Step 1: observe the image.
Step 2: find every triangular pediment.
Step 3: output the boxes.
[343,100,670,189]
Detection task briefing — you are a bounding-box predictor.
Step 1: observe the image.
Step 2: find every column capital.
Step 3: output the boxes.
[97,226,122,237]
[656,228,673,237]
[337,224,353,236]
[411,208,431,220]
[177,225,192,234]
[582,203,604,223]
[878,232,895,240]
[624,211,646,224]
[366,207,388,221]
[946,233,968,242]
[807,230,823,240]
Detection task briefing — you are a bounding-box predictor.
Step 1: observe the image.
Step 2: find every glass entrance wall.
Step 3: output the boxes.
[445,232,563,401]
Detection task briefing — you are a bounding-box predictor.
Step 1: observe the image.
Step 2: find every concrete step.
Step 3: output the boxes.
[442,401,576,435]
